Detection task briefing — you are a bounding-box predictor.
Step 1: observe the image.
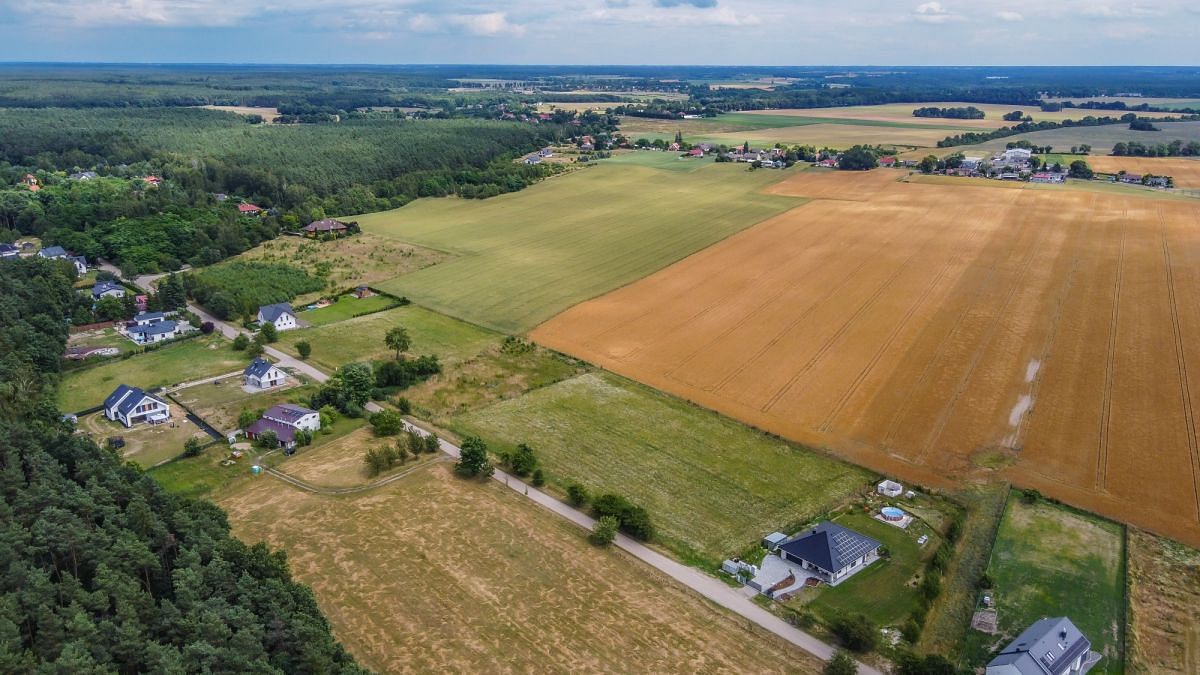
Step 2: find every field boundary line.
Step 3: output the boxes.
[1159,216,1200,522]
[263,457,450,495]
[1095,216,1126,491]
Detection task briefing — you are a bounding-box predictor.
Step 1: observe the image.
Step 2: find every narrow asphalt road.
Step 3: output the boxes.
[105,261,874,673]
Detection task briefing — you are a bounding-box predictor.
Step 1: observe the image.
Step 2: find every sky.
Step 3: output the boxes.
[0,0,1195,65]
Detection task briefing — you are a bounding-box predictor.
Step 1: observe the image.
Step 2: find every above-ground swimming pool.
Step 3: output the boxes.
[881,506,906,522]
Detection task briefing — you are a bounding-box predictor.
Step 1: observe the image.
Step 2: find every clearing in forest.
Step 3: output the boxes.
[356,153,803,332]
[533,170,1200,547]
[218,461,820,674]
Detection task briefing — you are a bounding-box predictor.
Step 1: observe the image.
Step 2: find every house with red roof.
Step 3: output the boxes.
[238,203,263,215]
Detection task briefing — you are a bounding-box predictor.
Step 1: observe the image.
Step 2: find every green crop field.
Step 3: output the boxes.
[356,154,803,332]
[963,496,1126,673]
[452,372,872,564]
[275,304,498,373]
[58,336,244,413]
[298,294,399,326]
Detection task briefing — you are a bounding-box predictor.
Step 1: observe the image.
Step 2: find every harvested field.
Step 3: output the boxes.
[218,462,818,674]
[745,102,1190,126]
[953,120,1200,156]
[1126,528,1200,673]
[1086,155,1200,188]
[533,172,1200,547]
[700,123,957,149]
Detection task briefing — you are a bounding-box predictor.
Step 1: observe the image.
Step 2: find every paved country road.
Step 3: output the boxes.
[103,261,878,674]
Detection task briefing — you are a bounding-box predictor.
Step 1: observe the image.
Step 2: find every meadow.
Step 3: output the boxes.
[957,119,1200,155]
[299,294,399,326]
[218,461,821,674]
[356,152,803,332]
[1126,529,1200,674]
[963,496,1125,672]
[77,411,208,468]
[744,102,1190,126]
[533,170,1200,548]
[57,336,244,412]
[452,372,873,564]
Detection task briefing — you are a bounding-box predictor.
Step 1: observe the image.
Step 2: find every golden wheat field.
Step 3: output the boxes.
[1086,156,1200,188]
[533,170,1200,547]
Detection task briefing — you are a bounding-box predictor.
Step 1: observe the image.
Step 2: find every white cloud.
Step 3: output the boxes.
[447,11,526,37]
[913,1,963,24]
[589,0,759,27]
[996,10,1023,21]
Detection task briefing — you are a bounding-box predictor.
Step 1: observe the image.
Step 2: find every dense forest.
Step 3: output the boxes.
[0,257,364,672]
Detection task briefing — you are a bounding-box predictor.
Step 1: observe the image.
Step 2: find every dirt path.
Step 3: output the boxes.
[263,457,450,495]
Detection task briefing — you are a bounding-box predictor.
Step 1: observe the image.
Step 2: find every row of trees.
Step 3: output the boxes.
[912,106,985,119]
[935,111,1198,148]
[1112,139,1200,156]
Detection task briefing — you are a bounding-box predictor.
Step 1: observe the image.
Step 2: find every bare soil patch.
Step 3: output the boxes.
[533,173,1200,547]
[217,463,818,673]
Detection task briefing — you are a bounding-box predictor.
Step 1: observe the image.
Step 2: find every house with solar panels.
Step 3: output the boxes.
[986,616,1099,675]
[776,521,882,587]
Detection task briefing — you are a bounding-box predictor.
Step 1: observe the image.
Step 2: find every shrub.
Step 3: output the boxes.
[829,612,878,653]
[246,341,264,359]
[369,410,404,436]
[396,396,412,415]
[295,339,311,360]
[259,321,278,343]
[183,436,204,458]
[589,516,619,546]
[232,334,249,351]
[237,409,258,428]
[824,650,858,675]
[509,443,538,477]
[592,493,653,540]
[200,321,215,334]
[253,430,278,449]
[566,482,589,507]
[1020,488,1041,504]
[531,468,545,487]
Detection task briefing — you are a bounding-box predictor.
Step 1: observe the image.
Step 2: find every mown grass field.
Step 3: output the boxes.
[218,461,819,674]
[964,496,1126,673]
[792,511,939,627]
[356,153,803,332]
[58,335,244,412]
[1126,529,1200,674]
[452,372,872,564]
[299,294,399,326]
[275,304,498,373]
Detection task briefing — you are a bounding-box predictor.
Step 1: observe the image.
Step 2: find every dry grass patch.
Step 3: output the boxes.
[77,412,207,468]
[217,463,818,674]
[534,173,1200,547]
[1127,529,1200,673]
[278,425,441,488]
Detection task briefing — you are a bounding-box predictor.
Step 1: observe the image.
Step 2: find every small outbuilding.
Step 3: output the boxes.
[877,479,903,497]
[762,531,789,551]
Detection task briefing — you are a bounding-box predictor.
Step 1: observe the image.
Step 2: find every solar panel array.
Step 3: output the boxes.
[830,529,876,568]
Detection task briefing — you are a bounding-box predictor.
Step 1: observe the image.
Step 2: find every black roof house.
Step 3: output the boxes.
[777,521,881,577]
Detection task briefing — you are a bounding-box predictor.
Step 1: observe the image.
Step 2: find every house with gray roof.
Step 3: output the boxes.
[0,243,19,259]
[243,403,320,452]
[103,384,171,427]
[776,521,881,587]
[92,280,126,300]
[986,616,1098,675]
[257,303,298,331]
[126,320,178,344]
[38,245,68,259]
[243,357,286,389]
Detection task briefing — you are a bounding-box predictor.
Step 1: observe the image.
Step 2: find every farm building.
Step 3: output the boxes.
[243,357,286,389]
[986,616,1098,675]
[776,521,881,587]
[103,384,171,427]
[304,218,350,237]
[257,303,298,331]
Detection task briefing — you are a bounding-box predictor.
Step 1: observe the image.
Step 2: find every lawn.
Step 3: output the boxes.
[173,378,319,433]
[356,154,803,332]
[964,495,1126,673]
[216,462,819,673]
[274,304,499,373]
[76,411,210,468]
[148,444,252,500]
[298,294,399,326]
[57,335,244,413]
[451,372,872,564]
[792,511,939,628]
[66,326,139,355]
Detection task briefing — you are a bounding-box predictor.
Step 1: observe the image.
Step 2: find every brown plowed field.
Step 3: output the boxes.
[1086,156,1200,188]
[532,171,1200,547]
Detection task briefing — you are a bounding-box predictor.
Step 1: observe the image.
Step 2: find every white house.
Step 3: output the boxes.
[776,521,881,587]
[38,246,88,275]
[877,479,904,497]
[257,303,298,331]
[986,617,1098,675]
[243,357,286,389]
[132,311,165,326]
[244,403,320,451]
[92,281,126,300]
[103,384,171,427]
[126,320,178,344]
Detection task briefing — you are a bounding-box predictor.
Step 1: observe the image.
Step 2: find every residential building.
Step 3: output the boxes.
[244,403,321,451]
[1031,172,1065,184]
[238,203,263,215]
[92,280,126,300]
[776,521,881,587]
[243,358,286,389]
[69,256,87,275]
[69,171,99,181]
[103,384,171,427]
[303,218,350,237]
[257,303,298,331]
[38,246,88,274]
[986,617,1098,675]
[132,310,166,326]
[877,479,903,497]
[0,243,19,259]
[127,320,179,344]
[1119,173,1143,184]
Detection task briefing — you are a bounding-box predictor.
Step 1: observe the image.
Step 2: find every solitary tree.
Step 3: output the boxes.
[510,443,538,476]
[259,321,278,343]
[384,326,411,360]
[232,334,249,351]
[246,341,265,359]
[918,155,939,174]
[237,409,258,428]
[455,436,493,477]
[183,436,204,458]
[824,650,857,675]
[295,340,312,360]
[423,433,440,454]
[566,483,589,507]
